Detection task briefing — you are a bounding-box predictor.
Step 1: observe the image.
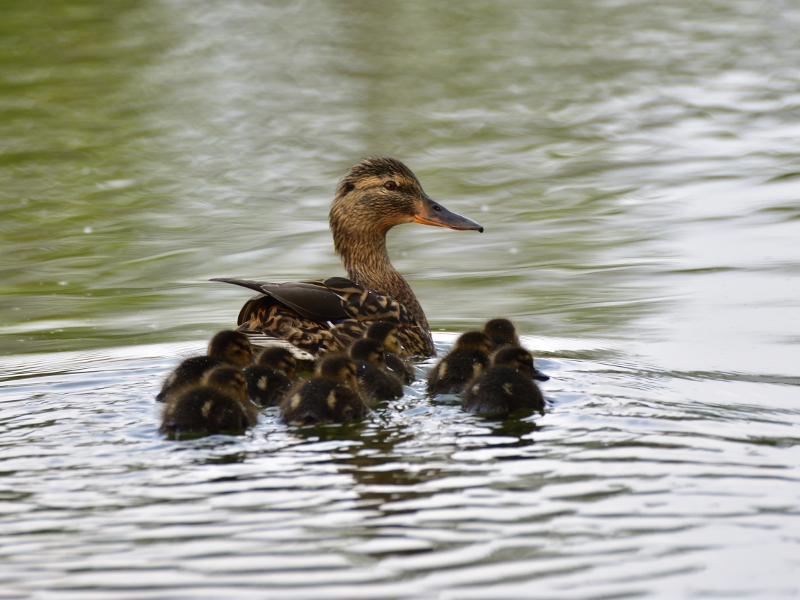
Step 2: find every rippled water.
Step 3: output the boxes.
[2,0,800,597]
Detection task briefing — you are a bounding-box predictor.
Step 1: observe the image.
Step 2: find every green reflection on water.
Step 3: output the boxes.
[3,0,798,358]
[0,1,663,356]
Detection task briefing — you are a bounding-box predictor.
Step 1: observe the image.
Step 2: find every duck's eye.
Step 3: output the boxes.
[432,204,443,212]
[383,181,397,191]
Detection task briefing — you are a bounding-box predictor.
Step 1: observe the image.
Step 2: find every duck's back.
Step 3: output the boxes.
[221,277,433,357]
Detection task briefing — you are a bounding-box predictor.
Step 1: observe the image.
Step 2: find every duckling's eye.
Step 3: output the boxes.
[383,180,397,191]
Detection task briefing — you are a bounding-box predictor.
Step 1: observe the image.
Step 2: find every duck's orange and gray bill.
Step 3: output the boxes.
[413,196,484,232]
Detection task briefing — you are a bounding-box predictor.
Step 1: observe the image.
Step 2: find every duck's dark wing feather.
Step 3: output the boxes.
[211,278,350,322]
[212,276,432,356]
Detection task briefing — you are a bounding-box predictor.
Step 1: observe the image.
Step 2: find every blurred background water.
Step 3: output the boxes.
[1,0,800,598]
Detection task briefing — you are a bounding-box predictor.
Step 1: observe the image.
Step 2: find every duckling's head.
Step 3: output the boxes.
[453,331,493,355]
[349,338,386,369]
[492,346,535,379]
[257,346,297,379]
[491,346,549,381]
[330,157,483,245]
[203,366,248,402]
[483,318,520,349]
[207,330,253,368]
[316,354,360,391]
[364,321,402,356]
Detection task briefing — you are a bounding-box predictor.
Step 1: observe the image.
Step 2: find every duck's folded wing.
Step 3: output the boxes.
[211,278,350,322]
[322,277,414,324]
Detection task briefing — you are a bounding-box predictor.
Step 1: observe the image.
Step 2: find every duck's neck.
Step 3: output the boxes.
[333,228,429,330]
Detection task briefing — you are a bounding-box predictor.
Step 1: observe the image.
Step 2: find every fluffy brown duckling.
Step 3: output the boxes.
[279,354,369,425]
[348,338,403,400]
[461,346,545,415]
[156,330,253,402]
[426,331,493,395]
[364,321,415,384]
[243,346,298,407]
[160,366,256,438]
[213,157,483,358]
[482,318,520,350]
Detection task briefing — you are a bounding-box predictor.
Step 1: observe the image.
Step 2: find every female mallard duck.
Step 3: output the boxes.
[160,365,255,438]
[461,346,546,414]
[426,331,493,395]
[364,321,416,385]
[243,346,298,407]
[348,338,403,400]
[156,330,253,402]
[213,157,482,358]
[279,354,369,425]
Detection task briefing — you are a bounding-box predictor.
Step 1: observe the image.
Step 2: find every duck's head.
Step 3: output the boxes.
[453,331,493,355]
[349,338,387,369]
[330,157,483,243]
[207,330,254,368]
[483,318,520,349]
[257,346,297,379]
[364,321,402,356]
[317,354,360,391]
[203,366,248,402]
[492,346,550,382]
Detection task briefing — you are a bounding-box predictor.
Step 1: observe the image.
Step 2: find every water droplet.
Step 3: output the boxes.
[58,281,68,286]
[83,226,93,234]
[481,205,489,212]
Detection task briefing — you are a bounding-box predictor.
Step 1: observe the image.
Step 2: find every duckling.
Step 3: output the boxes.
[364,321,415,384]
[213,157,484,358]
[482,318,549,381]
[257,346,298,377]
[204,366,259,426]
[482,318,520,350]
[349,338,403,400]
[243,346,298,407]
[461,346,545,415]
[160,366,255,438]
[156,330,254,402]
[279,354,369,425]
[426,331,493,395]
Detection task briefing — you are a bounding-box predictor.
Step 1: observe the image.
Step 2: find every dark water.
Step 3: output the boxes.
[2,1,800,597]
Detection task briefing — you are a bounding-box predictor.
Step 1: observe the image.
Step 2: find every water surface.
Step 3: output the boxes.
[1,0,800,597]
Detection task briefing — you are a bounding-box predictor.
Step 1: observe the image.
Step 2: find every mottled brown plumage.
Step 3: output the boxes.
[213,157,482,358]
